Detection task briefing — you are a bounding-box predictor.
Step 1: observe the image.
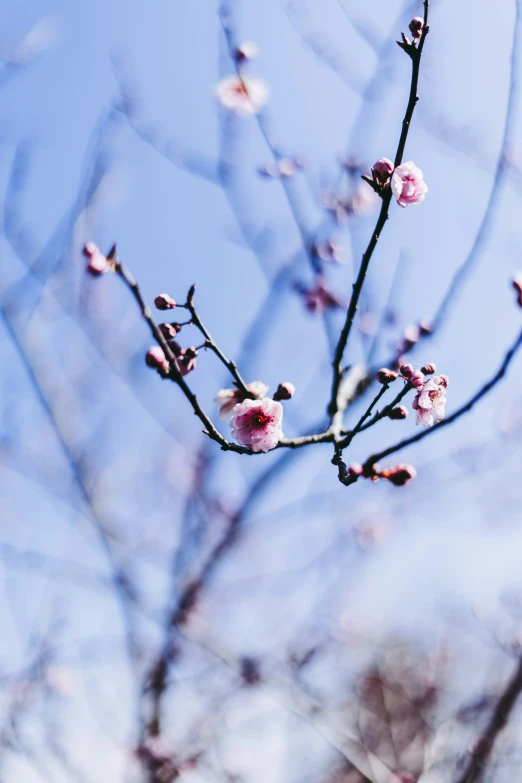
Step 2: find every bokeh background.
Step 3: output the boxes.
[2,0,522,781]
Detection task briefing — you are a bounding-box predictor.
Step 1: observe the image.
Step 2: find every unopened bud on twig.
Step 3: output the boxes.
[145,346,169,373]
[159,323,182,339]
[410,370,425,388]
[83,242,114,276]
[273,382,296,401]
[376,368,398,384]
[400,363,414,379]
[235,41,260,62]
[371,157,394,185]
[409,16,425,40]
[154,293,176,310]
[380,464,417,486]
[421,362,436,375]
[388,405,408,420]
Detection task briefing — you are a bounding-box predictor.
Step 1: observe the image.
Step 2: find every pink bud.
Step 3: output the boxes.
[376,368,398,384]
[409,16,424,39]
[419,318,433,335]
[380,464,417,486]
[400,363,414,379]
[235,41,260,62]
[83,242,112,276]
[154,293,176,310]
[145,346,169,373]
[388,405,408,420]
[372,157,394,184]
[421,362,436,375]
[159,323,181,339]
[410,370,425,388]
[348,463,364,478]
[273,382,296,401]
[403,324,421,344]
[513,274,522,306]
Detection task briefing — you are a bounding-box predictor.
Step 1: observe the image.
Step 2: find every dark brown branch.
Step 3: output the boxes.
[455,655,522,783]
[340,382,412,446]
[364,325,522,469]
[328,1,430,421]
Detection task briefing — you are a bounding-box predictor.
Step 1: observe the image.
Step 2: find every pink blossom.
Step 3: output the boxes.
[391,161,428,207]
[230,397,284,452]
[216,75,269,116]
[413,374,448,427]
[215,381,269,420]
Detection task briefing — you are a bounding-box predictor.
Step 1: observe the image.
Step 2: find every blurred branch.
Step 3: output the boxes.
[456,655,522,783]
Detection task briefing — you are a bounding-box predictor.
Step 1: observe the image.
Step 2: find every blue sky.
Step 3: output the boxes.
[2,0,522,780]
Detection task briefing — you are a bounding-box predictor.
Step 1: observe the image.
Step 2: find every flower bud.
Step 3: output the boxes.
[438,374,449,388]
[184,346,198,359]
[421,362,436,375]
[388,405,408,420]
[83,242,112,276]
[371,157,394,184]
[419,318,433,335]
[400,363,414,379]
[409,16,424,39]
[380,464,417,486]
[273,382,296,401]
[154,293,176,310]
[376,368,398,384]
[410,370,425,388]
[348,463,364,478]
[159,323,181,340]
[403,324,420,345]
[235,41,260,62]
[145,346,169,373]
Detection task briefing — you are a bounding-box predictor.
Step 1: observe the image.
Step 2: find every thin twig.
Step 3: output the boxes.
[183,286,253,397]
[328,1,430,420]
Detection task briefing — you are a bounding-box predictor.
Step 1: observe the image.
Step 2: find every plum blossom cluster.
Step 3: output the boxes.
[364,157,428,208]
[88,8,508,493]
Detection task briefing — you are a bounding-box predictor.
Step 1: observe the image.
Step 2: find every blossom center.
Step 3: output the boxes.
[251,412,269,428]
[233,82,249,97]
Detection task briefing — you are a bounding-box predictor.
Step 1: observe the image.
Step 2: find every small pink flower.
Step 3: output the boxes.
[230,397,284,452]
[216,75,269,116]
[83,242,113,275]
[391,161,428,207]
[372,157,394,184]
[215,381,269,420]
[413,375,448,427]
